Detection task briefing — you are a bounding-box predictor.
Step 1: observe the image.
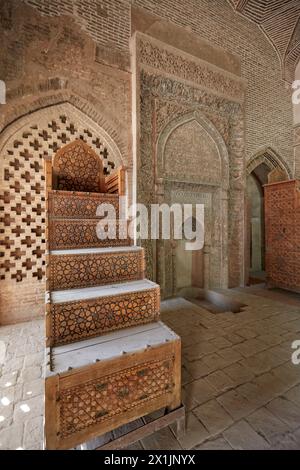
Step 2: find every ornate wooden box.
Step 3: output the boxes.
[264,179,300,292]
[45,322,181,450]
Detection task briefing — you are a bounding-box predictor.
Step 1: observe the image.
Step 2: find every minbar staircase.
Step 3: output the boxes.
[44,140,182,450]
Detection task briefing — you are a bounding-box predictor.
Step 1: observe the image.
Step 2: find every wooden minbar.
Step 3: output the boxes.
[264,179,300,292]
[44,140,183,450]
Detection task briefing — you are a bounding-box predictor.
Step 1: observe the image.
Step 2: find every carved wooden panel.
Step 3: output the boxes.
[265,179,300,291]
[53,140,106,193]
[48,190,120,219]
[48,286,160,346]
[48,219,131,250]
[58,356,174,439]
[45,338,181,450]
[48,249,145,291]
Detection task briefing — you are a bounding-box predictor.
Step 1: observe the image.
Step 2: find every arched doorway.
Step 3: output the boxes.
[246,147,292,285]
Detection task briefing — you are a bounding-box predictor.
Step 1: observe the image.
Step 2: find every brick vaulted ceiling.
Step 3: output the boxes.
[227,0,300,82]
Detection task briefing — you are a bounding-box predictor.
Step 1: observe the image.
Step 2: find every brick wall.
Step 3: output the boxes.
[24,0,131,52]
[20,0,294,169]
[0,0,132,324]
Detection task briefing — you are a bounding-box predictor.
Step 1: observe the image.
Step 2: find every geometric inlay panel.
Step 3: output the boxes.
[59,356,174,438]
[48,219,131,250]
[48,250,145,291]
[265,180,300,290]
[49,286,160,345]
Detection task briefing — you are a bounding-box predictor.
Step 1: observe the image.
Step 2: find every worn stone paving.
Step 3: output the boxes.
[0,320,44,450]
[0,289,300,450]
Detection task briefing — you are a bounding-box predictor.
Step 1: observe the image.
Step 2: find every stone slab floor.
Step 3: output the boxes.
[0,289,300,450]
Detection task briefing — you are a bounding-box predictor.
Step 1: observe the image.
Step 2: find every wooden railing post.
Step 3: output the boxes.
[105,166,126,195]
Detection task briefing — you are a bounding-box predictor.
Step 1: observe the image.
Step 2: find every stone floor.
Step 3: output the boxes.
[0,319,44,450]
[0,287,300,450]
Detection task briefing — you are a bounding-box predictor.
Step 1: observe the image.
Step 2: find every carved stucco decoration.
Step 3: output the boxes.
[134,32,245,289]
[137,33,245,103]
[156,110,229,189]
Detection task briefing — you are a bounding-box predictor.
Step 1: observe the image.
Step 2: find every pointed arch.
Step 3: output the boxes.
[156,110,229,189]
[53,140,106,193]
[246,146,292,179]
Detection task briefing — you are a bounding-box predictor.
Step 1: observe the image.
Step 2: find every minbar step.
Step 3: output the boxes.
[48,218,131,250]
[47,190,120,219]
[46,280,160,346]
[47,246,145,291]
[45,321,181,450]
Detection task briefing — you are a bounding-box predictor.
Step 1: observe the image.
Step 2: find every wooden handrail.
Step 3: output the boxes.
[105,166,126,195]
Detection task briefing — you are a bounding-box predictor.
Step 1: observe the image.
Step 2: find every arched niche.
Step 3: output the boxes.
[155,110,229,296]
[157,110,229,189]
[0,102,123,324]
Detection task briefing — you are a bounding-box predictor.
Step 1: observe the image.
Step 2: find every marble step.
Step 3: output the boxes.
[46,280,160,346]
[47,246,145,291]
[48,218,131,250]
[47,189,121,219]
[47,321,178,374]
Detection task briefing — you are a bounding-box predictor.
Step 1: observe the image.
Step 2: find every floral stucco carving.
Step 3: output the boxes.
[137,34,245,103]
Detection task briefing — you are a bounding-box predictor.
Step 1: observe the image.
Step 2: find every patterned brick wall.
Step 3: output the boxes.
[0,103,122,324]
[21,0,294,170]
[24,0,131,52]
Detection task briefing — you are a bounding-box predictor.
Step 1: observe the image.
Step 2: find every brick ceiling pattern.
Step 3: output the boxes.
[228,0,300,82]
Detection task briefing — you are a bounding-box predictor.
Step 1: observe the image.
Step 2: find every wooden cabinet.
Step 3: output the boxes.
[264,179,300,292]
